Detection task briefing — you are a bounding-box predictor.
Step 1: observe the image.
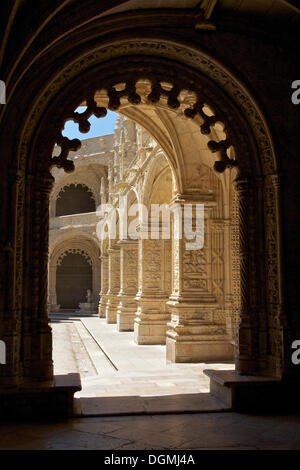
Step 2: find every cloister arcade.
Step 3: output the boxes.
[48,105,240,364]
[1,2,298,418]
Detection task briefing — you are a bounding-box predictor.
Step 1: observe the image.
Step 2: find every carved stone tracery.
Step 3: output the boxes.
[56,248,93,267]
[51,74,236,176]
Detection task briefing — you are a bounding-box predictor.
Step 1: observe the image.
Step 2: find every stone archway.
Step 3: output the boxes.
[55,183,96,217]
[2,38,285,410]
[33,54,281,376]
[56,251,92,309]
[48,236,101,314]
[49,171,102,218]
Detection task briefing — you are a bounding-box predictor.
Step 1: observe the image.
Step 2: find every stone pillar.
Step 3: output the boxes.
[48,263,60,312]
[105,245,120,323]
[134,222,171,344]
[166,193,233,363]
[211,218,233,342]
[117,239,138,331]
[205,174,300,412]
[98,254,108,318]
[233,176,270,375]
[265,174,300,381]
[220,219,233,333]
[264,174,289,378]
[24,173,54,380]
[228,188,240,347]
[0,170,23,388]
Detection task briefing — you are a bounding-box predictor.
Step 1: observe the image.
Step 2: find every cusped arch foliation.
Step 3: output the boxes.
[19,40,277,180]
[50,68,238,177]
[56,248,93,267]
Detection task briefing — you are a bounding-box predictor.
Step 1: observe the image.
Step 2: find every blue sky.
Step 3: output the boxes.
[62,107,118,140]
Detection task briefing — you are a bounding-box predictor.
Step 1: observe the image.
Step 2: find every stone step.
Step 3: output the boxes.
[80,371,208,381]
[78,363,234,379]
[76,372,211,400]
[74,391,230,416]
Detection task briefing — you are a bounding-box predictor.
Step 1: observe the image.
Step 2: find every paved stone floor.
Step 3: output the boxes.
[0,413,300,449]
[51,315,235,415]
[0,315,299,450]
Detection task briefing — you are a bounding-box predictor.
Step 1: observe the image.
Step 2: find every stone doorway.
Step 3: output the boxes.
[56,252,92,309]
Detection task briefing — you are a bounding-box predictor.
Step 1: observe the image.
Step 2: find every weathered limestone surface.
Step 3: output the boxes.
[105,245,120,324]
[166,194,233,362]
[134,238,171,344]
[117,239,138,331]
[98,254,108,318]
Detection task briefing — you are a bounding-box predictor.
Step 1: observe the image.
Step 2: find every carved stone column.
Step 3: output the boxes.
[211,218,233,344]
[105,245,120,324]
[229,188,240,348]
[134,223,171,344]
[48,263,60,312]
[265,174,300,381]
[0,170,23,388]
[233,176,267,375]
[25,173,54,380]
[117,239,138,331]
[166,193,233,362]
[264,174,286,378]
[98,254,108,318]
[221,218,234,338]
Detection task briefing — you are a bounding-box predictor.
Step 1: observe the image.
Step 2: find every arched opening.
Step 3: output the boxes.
[39,57,280,381]
[1,29,288,418]
[38,63,279,406]
[45,102,241,417]
[56,251,92,309]
[48,235,101,315]
[56,183,95,216]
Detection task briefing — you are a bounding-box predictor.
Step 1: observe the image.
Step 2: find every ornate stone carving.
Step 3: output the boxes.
[117,240,138,332]
[56,248,93,267]
[11,36,281,379]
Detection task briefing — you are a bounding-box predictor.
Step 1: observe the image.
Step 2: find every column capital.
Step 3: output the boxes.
[170,192,216,207]
[117,238,139,246]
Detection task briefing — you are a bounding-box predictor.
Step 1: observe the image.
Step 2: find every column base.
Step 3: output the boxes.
[204,369,300,412]
[0,373,81,419]
[116,295,136,331]
[117,312,135,331]
[166,336,234,362]
[166,301,234,363]
[134,318,168,344]
[117,313,135,331]
[106,310,117,323]
[134,297,170,344]
[98,295,107,318]
[105,296,118,323]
